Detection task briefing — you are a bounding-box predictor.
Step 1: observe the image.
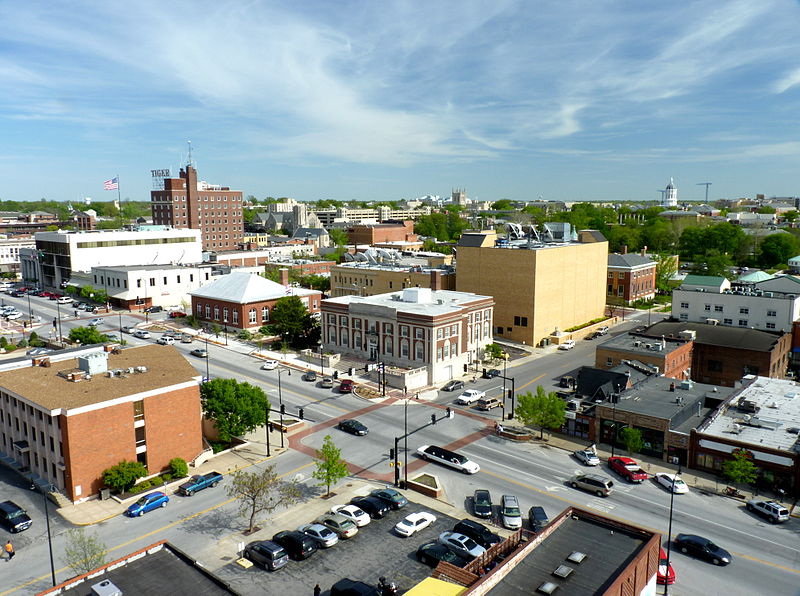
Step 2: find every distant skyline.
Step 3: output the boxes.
[2,1,800,204]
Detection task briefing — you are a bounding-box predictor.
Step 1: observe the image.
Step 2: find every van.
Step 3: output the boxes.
[500,495,522,530]
[570,473,614,497]
[476,397,502,411]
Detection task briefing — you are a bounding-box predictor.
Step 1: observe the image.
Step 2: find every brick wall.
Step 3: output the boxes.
[140,385,203,474]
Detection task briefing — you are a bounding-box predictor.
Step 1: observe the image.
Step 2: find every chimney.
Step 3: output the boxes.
[279,268,289,287]
[641,245,648,257]
[622,245,628,254]
[430,270,443,291]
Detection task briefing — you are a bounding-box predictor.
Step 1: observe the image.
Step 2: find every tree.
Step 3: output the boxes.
[758,233,800,268]
[328,228,349,247]
[619,426,644,455]
[62,528,107,576]
[169,457,188,478]
[201,378,269,443]
[655,254,678,294]
[270,296,316,347]
[312,435,349,496]
[484,343,505,360]
[514,386,566,438]
[491,199,513,211]
[227,465,301,533]
[102,460,148,492]
[68,326,110,345]
[722,450,758,487]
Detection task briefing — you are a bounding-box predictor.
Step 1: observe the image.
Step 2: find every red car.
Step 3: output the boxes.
[339,379,354,393]
[657,547,676,584]
[169,311,187,318]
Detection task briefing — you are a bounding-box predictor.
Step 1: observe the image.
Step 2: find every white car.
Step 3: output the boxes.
[558,340,576,350]
[456,389,485,405]
[394,511,436,537]
[4,311,22,320]
[330,504,371,527]
[261,360,279,370]
[132,329,151,339]
[87,317,104,326]
[156,336,175,345]
[56,296,73,304]
[655,473,689,494]
[573,449,600,466]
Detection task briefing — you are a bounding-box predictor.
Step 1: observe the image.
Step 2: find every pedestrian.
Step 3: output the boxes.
[5,540,14,560]
[313,584,321,596]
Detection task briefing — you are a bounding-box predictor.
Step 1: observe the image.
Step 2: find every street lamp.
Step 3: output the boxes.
[32,482,56,586]
[205,336,210,382]
[319,344,325,376]
[223,325,228,346]
[664,465,682,596]
[610,396,618,457]
[118,312,123,344]
[276,367,291,448]
[55,300,62,342]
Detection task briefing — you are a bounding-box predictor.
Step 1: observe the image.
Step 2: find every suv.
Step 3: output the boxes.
[272,530,317,560]
[746,498,790,523]
[528,506,549,531]
[476,397,502,411]
[570,473,614,497]
[500,494,522,530]
[243,540,289,571]
[0,501,32,533]
[452,519,501,549]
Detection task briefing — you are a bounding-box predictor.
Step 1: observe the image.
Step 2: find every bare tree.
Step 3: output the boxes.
[226,464,301,533]
[62,528,107,576]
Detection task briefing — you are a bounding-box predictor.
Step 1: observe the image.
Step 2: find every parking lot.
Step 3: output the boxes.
[214,499,463,595]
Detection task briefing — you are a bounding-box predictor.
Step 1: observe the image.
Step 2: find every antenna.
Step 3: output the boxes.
[187,140,194,168]
[696,182,712,202]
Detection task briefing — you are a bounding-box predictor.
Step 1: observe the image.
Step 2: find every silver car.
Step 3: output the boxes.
[437,531,486,560]
[298,523,338,548]
[573,449,600,466]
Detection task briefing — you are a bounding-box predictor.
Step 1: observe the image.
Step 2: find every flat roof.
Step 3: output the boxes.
[699,376,800,453]
[611,376,735,423]
[323,288,492,317]
[644,321,786,352]
[487,510,652,596]
[0,344,200,412]
[94,264,197,272]
[600,333,687,357]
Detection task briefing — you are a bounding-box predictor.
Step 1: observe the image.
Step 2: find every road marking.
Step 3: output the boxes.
[516,373,545,393]
[2,461,315,596]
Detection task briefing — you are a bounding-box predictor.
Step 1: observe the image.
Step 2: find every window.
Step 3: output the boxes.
[708,360,723,372]
[415,328,423,339]
[149,278,156,287]
[328,314,336,324]
[401,339,409,357]
[437,347,443,361]
[339,315,348,326]
[223,308,229,322]
[513,316,528,327]
[214,306,220,321]
[704,304,711,311]
[133,400,144,421]
[262,307,269,322]
[679,314,688,321]
[766,322,776,329]
[232,311,239,324]
[608,271,613,278]
[353,319,361,330]
[739,307,749,314]
[738,319,748,326]
[680,302,689,309]
[617,287,624,296]
[437,328,443,339]
[606,358,613,367]
[197,303,202,316]
[205,304,211,318]
[400,325,409,337]
[607,285,613,294]
[723,318,733,325]
[767,310,777,317]
[714,305,723,312]
[249,309,257,324]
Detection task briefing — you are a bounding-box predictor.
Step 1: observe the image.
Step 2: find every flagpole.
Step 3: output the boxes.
[116,174,121,204]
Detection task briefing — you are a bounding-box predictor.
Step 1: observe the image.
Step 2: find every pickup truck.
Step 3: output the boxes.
[178,472,223,496]
[608,457,648,483]
[456,389,486,405]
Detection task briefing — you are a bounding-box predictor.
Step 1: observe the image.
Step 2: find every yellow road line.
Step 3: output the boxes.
[516,373,545,393]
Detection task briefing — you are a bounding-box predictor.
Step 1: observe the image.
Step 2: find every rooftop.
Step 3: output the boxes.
[190,271,318,303]
[0,344,200,412]
[699,376,800,453]
[644,321,787,352]
[680,274,729,288]
[607,253,656,268]
[599,333,689,357]
[323,288,492,317]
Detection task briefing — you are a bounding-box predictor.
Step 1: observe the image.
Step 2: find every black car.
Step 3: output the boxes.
[145,305,163,313]
[452,519,501,549]
[416,542,468,568]
[271,530,318,560]
[472,489,493,519]
[330,578,381,596]
[0,500,32,533]
[528,506,549,531]
[442,380,465,392]
[350,496,390,519]
[370,488,408,510]
[674,534,732,566]
[482,368,501,379]
[338,419,368,436]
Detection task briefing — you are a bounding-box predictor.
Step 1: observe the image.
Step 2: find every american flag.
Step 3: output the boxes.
[103,177,119,190]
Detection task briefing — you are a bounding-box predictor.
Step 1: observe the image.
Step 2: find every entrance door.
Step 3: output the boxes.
[368,339,378,361]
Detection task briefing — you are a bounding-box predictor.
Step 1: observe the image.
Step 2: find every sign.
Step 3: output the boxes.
[151,168,171,190]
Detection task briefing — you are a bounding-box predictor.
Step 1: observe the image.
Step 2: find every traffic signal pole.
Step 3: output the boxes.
[393,408,453,487]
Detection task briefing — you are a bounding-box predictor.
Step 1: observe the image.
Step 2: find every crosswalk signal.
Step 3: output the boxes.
[268,422,274,433]
[280,404,285,415]
[446,407,453,419]
[431,414,437,425]
[389,448,395,460]
[298,408,304,420]
[464,364,468,373]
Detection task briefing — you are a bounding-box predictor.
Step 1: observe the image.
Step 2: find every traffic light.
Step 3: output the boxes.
[268,422,274,432]
[446,407,453,419]
[349,367,355,376]
[280,404,285,415]
[431,414,436,425]
[299,408,304,420]
[464,363,468,373]
[333,370,339,379]
[389,448,395,460]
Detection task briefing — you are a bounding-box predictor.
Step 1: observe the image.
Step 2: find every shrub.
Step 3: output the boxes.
[5,344,16,352]
[237,330,252,341]
[209,440,229,454]
[128,484,147,495]
[160,473,172,483]
[102,460,148,492]
[0,337,7,348]
[168,457,188,478]
[17,339,27,348]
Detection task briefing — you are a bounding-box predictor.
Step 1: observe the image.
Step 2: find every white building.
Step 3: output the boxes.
[90,264,215,310]
[0,236,35,276]
[672,274,800,331]
[663,178,678,207]
[321,287,494,389]
[20,227,202,290]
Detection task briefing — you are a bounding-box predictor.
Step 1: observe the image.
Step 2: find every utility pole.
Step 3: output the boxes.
[696,182,712,203]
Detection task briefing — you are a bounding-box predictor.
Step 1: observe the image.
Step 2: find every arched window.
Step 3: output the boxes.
[213,306,219,321]
[328,328,337,343]
[223,307,229,322]
[401,339,409,358]
[249,309,257,324]
[232,311,239,324]
[262,306,269,322]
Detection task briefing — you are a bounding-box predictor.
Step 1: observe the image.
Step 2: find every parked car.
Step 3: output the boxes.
[500,494,522,530]
[442,380,465,392]
[597,325,610,335]
[0,500,32,533]
[329,578,381,596]
[4,311,21,320]
[320,376,334,388]
[657,547,676,585]
[121,325,134,334]
[132,329,151,339]
[190,348,208,358]
[180,334,193,343]
[482,368,501,378]
[330,504,371,527]
[476,397,502,411]
[339,378,354,393]
[337,419,368,436]
[303,370,317,382]
[26,347,52,356]
[349,496,390,519]
[87,317,104,327]
[674,534,731,566]
[272,530,318,560]
[437,531,486,560]
[472,489,493,519]
[84,304,98,312]
[261,360,279,370]
[56,296,72,304]
[528,506,549,531]
[452,519,501,549]
[569,473,614,497]
[746,498,790,523]
[608,456,648,483]
[417,445,480,474]
[298,523,338,548]
[243,540,289,571]
[558,339,576,350]
[178,471,223,496]
[416,542,468,568]
[168,311,187,318]
[125,492,169,517]
[315,512,358,538]
[573,449,600,466]
[394,511,436,537]
[144,305,163,313]
[370,488,408,510]
[156,336,175,345]
[455,389,485,405]
[655,473,689,494]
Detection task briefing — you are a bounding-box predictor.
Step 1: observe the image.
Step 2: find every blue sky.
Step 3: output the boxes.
[2,1,800,204]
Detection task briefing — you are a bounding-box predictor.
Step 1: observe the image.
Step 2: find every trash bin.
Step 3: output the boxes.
[100,488,111,500]
[541,338,551,347]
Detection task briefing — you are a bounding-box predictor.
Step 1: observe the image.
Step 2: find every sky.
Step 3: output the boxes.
[2,1,800,204]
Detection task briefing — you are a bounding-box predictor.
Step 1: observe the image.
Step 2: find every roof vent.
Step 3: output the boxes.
[552,565,573,579]
[536,582,559,595]
[567,551,587,564]
[91,579,123,596]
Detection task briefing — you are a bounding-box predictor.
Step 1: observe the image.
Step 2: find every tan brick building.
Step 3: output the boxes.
[330,254,456,298]
[0,345,203,502]
[455,228,608,346]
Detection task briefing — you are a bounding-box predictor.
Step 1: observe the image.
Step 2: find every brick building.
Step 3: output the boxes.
[0,345,203,503]
[346,221,418,246]
[263,258,336,278]
[607,251,657,304]
[150,164,244,251]
[190,271,321,331]
[595,332,693,380]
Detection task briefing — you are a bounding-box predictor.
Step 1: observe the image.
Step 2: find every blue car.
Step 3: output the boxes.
[126,491,169,517]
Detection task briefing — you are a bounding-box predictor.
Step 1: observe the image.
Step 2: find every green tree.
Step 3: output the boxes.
[328,228,349,247]
[758,234,800,268]
[270,296,317,346]
[784,210,799,223]
[200,378,269,443]
[514,386,566,438]
[606,225,642,253]
[491,199,513,211]
[619,427,644,455]
[756,205,776,214]
[62,528,107,576]
[655,254,678,293]
[485,343,505,360]
[168,457,188,478]
[226,465,301,533]
[312,435,349,496]
[102,460,148,492]
[722,450,758,487]
[68,326,110,345]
